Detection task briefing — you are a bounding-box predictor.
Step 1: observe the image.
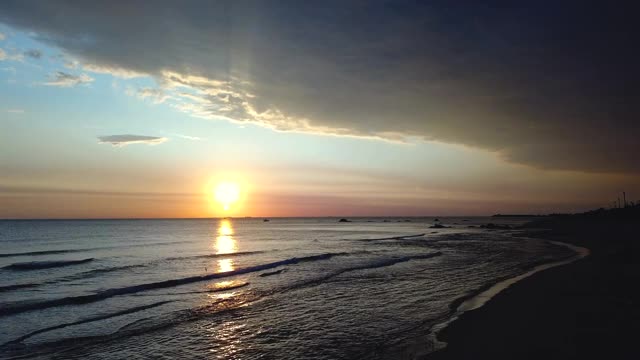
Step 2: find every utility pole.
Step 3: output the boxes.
[623,192,626,208]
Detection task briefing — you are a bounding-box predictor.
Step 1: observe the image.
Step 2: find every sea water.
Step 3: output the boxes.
[0,217,572,359]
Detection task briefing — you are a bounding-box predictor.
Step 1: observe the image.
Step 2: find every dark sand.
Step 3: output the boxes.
[427,209,640,359]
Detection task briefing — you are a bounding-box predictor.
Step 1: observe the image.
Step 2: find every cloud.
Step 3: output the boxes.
[44,71,93,87]
[0,185,197,198]
[23,49,41,59]
[63,58,79,69]
[126,87,170,104]
[0,32,4,41]
[83,62,145,78]
[97,134,168,147]
[172,133,202,141]
[1,2,639,173]
[0,47,23,61]
[7,109,24,113]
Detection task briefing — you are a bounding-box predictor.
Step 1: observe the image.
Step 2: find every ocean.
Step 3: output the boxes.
[0,217,574,359]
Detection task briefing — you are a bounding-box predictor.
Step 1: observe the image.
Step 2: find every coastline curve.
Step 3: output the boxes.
[428,239,590,354]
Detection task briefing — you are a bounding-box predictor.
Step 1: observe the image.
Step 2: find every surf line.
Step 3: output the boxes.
[428,239,590,352]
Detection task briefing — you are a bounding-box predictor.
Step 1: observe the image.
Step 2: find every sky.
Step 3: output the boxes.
[1,1,638,219]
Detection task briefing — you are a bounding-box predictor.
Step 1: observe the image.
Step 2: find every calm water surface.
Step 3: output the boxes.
[0,218,570,359]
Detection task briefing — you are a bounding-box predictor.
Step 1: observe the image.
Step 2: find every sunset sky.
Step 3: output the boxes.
[1,1,638,218]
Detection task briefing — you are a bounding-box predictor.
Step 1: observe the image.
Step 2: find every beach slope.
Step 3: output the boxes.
[427,207,640,359]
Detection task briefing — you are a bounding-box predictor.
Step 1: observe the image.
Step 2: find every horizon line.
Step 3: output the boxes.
[0,214,545,221]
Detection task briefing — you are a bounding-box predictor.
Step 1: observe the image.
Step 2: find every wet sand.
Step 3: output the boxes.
[426,214,640,359]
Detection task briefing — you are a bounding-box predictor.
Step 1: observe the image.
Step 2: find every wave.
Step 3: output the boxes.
[0,240,200,260]
[165,250,265,261]
[284,252,443,291]
[0,283,39,292]
[0,292,259,356]
[355,234,425,242]
[0,251,445,356]
[3,300,173,346]
[0,249,85,258]
[0,252,343,318]
[348,252,442,271]
[260,268,286,277]
[0,264,150,295]
[428,241,589,352]
[133,281,251,297]
[64,263,149,279]
[3,258,94,271]
[0,251,266,294]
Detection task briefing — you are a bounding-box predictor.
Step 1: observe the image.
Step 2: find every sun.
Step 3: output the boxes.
[214,182,241,211]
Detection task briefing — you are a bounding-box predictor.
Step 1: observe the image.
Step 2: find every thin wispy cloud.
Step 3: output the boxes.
[64,58,80,69]
[63,58,144,79]
[44,71,93,87]
[0,48,22,62]
[83,62,144,79]
[173,133,202,141]
[6,109,24,113]
[0,185,197,199]
[97,134,168,147]
[0,32,5,41]
[127,87,169,104]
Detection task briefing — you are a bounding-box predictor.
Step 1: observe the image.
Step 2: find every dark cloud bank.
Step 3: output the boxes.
[1,1,638,173]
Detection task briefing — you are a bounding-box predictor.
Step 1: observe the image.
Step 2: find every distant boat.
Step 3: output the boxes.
[263,219,270,222]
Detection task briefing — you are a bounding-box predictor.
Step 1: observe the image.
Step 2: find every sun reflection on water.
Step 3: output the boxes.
[212,280,235,289]
[214,219,237,272]
[212,291,237,300]
[217,258,234,273]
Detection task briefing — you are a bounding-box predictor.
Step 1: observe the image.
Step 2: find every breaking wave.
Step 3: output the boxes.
[3,258,94,271]
[0,249,85,258]
[0,252,343,317]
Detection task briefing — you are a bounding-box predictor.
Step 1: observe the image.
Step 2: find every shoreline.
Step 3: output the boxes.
[425,214,640,359]
[457,240,590,313]
[426,239,589,353]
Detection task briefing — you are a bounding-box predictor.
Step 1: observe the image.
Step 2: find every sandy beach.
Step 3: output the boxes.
[427,208,640,359]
